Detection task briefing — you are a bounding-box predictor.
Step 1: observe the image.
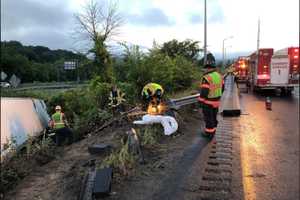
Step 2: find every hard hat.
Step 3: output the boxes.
[204,53,216,68]
[55,105,62,110]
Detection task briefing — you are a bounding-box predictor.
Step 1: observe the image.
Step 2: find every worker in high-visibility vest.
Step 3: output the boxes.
[49,105,73,146]
[141,83,164,110]
[108,85,126,111]
[198,56,224,138]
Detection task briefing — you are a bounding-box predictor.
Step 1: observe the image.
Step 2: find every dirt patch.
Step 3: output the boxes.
[4,106,205,200]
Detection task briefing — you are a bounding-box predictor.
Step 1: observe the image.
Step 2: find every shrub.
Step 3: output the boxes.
[88,76,111,108]
[101,139,136,176]
[116,82,138,104]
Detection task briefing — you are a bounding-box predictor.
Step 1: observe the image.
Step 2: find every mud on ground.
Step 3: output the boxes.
[4,105,204,200]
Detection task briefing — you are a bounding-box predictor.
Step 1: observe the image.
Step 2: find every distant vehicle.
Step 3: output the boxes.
[248,47,299,95]
[233,56,249,82]
[0,82,11,88]
[249,48,274,90]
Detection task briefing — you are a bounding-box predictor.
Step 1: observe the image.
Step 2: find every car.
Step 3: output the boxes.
[0,82,11,88]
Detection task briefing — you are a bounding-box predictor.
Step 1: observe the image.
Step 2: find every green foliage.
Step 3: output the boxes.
[139,125,163,146]
[89,76,112,108]
[116,82,137,104]
[113,42,201,99]
[44,78,115,138]
[1,41,87,83]
[89,35,113,82]
[158,39,202,62]
[1,89,50,99]
[101,139,136,176]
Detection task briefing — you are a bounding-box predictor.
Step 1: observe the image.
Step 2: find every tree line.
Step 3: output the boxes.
[1,0,210,85]
[0,41,90,83]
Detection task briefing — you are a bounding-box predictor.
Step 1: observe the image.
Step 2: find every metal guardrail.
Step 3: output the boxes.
[167,94,200,110]
[10,84,88,91]
[167,75,241,117]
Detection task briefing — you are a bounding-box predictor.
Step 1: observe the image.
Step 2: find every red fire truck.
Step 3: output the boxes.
[233,56,249,82]
[248,47,299,94]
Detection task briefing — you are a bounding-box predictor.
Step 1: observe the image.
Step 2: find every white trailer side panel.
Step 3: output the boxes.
[270,57,289,84]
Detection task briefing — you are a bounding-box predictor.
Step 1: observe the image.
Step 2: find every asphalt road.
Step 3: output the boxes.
[238,90,299,200]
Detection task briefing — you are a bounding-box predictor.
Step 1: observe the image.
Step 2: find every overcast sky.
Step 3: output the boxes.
[1,0,299,56]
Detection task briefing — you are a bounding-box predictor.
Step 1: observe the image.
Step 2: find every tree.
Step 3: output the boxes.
[74,0,123,82]
[158,39,202,62]
[1,41,88,83]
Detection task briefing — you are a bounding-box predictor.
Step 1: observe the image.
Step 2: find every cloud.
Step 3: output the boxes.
[1,0,74,49]
[208,2,225,24]
[189,14,203,24]
[127,8,174,27]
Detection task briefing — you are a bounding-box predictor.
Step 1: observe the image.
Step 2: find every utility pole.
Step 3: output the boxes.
[203,0,207,66]
[256,18,260,73]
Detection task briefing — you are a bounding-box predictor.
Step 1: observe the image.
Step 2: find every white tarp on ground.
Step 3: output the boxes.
[133,114,178,135]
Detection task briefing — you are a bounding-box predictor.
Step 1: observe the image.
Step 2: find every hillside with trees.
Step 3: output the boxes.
[0,41,88,83]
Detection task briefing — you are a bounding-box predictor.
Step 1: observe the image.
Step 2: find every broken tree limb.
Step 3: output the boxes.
[127,128,145,164]
[93,107,143,133]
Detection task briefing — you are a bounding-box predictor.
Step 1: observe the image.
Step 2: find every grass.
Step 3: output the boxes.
[101,139,137,176]
[1,88,70,99]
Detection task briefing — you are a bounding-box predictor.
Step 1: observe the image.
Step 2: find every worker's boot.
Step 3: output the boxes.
[201,132,215,139]
[201,132,210,138]
[208,133,215,140]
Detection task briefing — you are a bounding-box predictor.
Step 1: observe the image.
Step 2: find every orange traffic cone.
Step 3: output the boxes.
[265,97,272,110]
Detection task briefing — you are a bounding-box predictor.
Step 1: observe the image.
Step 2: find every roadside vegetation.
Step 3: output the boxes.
[1,39,203,197]
[0,0,208,197]
[0,134,57,195]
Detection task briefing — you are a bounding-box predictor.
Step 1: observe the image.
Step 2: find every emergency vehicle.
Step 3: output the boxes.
[248,47,299,94]
[233,56,249,82]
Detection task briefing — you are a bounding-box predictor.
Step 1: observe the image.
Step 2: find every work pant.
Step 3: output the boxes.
[202,106,219,136]
[55,127,73,146]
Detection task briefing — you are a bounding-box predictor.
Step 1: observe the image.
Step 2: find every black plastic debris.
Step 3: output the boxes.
[93,167,113,198]
[88,144,111,155]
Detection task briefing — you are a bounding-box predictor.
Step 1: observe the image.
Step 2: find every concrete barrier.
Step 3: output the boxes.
[1,98,50,160]
[219,75,241,116]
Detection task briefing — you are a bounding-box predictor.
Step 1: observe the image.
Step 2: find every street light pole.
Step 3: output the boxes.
[222,36,233,68]
[224,45,232,67]
[256,18,260,72]
[203,0,207,66]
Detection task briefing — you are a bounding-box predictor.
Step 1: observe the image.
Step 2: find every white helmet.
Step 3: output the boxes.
[55,105,62,110]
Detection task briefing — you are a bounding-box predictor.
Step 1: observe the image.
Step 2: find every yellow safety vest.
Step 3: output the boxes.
[52,112,65,129]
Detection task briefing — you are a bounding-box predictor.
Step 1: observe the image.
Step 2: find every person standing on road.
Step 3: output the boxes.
[198,56,224,138]
[49,105,73,146]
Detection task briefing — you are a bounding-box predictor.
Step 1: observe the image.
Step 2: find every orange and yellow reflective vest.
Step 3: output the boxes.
[198,71,224,108]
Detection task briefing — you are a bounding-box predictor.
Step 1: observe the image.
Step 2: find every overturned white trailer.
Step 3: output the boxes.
[1,98,50,161]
